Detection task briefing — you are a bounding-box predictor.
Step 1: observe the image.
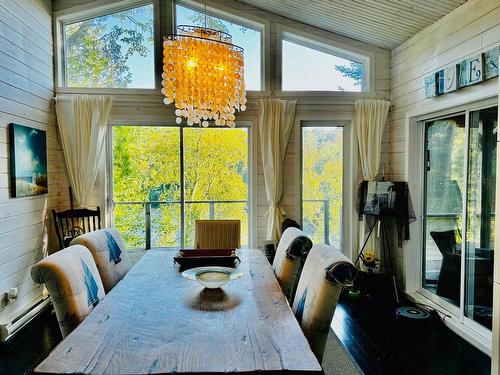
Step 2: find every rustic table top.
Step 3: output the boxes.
[34,248,323,374]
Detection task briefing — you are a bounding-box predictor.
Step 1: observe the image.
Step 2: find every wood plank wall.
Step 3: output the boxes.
[53,0,390,250]
[0,0,69,324]
[388,0,500,288]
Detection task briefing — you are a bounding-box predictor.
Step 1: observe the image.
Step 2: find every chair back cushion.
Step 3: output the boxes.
[272,227,312,302]
[194,220,241,249]
[281,217,301,234]
[292,243,357,362]
[70,228,131,293]
[31,245,105,338]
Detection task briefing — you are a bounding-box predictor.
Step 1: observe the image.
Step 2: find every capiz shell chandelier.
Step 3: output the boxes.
[162,25,247,128]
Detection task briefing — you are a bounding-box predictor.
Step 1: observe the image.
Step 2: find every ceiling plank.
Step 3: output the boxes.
[238,0,468,49]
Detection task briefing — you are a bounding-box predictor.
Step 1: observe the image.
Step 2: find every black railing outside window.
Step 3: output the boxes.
[114,198,340,249]
[113,200,247,249]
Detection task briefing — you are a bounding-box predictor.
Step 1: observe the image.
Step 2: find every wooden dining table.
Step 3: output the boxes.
[34,248,323,374]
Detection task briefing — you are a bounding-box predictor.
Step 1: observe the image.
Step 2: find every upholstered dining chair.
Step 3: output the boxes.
[31,245,105,338]
[70,228,131,293]
[194,220,241,249]
[292,243,357,362]
[272,227,312,303]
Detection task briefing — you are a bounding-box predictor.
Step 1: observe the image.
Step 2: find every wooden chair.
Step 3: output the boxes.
[71,228,131,293]
[272,226,312,303]
[292,243,357,362]
[52,207,102,249]
[194,220,241,249]
[31,245,106,338]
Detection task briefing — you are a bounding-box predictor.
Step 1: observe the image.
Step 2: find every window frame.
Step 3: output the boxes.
[54,0,159,92]
[106,121,256,249]
[277,26,373,95]
[173,0,268,93]
[295,116,358,261]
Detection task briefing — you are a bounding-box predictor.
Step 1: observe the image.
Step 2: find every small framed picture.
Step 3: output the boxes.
[9,123,48,197]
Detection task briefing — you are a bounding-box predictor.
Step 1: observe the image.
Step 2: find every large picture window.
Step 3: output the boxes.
[175,3,262,91]
[111,125,250,249]
[62,3,155,88]
[282,37,366,92]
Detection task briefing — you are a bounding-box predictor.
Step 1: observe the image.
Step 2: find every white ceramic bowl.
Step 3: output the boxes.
[182,266,244,289]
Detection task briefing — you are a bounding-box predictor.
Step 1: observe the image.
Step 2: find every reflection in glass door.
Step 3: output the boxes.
[423,115,466,307]
[421,106,497,331]
[465,107,497,330]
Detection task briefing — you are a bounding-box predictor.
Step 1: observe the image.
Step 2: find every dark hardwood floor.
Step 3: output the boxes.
[0,274,491,375]
[0,308,61,375]
[332,273,491,375]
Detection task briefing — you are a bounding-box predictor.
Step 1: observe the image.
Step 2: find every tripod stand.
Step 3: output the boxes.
[354,215,400,304]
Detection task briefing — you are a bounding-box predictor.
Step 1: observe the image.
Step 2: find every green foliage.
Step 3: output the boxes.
[187,13,229,33]
[334,62,363,91]
[187,10,248,34]
[113,126,343,250]
[64,5,153,88]
[302,128,343,247]
[113,127,249,249]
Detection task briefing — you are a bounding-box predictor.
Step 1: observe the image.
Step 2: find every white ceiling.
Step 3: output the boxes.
[238,0,468,49]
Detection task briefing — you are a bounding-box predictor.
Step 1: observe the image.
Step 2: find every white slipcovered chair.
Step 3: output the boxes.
[272,226,313,303]
[292,243,357,362]
[70,228,131,293]
[31,245,106,338]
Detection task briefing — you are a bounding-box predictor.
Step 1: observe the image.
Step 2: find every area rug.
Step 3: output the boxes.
[322,329,363,375]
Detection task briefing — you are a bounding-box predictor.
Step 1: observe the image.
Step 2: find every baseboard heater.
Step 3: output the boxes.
[0,297,51,342]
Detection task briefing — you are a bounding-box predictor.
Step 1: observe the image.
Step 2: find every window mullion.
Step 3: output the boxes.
[180,125,185,249]
[459,111,471,322]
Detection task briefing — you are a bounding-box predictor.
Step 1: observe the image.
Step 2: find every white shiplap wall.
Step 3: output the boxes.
[388,0,500,288]
[0,0,68,324]
[53,0,391,250]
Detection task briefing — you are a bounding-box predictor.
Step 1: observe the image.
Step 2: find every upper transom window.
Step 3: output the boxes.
[62,3,155,89]
[281,36,368,92]
[175,3,263,91]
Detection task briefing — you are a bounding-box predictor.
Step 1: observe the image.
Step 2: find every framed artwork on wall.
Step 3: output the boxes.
[9,123,48,197]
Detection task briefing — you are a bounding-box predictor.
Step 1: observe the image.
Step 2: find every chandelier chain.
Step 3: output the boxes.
[204,0,207,29]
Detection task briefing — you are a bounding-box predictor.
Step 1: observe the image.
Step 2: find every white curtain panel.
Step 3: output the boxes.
[257,98,297,242]
[354,99,390,270]
[55,94,112,208]
[354,99,391,180]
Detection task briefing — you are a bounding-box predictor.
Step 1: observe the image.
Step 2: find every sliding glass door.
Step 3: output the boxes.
[111,125,250,250]
[421,106,497,330]
[464,107,497,330]
[422,115,465,307]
